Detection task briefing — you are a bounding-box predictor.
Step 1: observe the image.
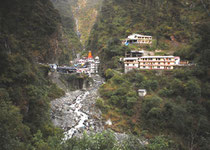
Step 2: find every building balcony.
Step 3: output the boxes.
[139,60,175,62]
[139,64,175,66]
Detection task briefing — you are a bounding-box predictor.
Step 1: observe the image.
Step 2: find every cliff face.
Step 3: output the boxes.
[51,0,83,64]
[0,0,65,63]
[51,0,102,47]
[71,0,102,45]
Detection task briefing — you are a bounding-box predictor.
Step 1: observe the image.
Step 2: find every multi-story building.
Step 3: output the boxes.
[123,34,152,45]
[139,56,176,70]
[124,51,180,73]
[124,51,144,73]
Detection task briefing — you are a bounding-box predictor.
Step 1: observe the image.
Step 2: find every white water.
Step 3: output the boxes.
[51,75,104,141]
[64,91,89,140]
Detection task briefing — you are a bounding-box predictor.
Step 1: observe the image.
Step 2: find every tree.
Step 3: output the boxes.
[0,91,30,150]
[185,80,201,102]
[147,136,175,150]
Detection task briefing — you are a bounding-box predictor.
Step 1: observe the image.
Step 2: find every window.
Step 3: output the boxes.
[158,62,160,64]
[143,66,146,68]
[157,66,160,69]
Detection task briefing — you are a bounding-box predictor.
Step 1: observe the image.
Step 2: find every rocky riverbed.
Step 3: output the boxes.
[50,74,105,140]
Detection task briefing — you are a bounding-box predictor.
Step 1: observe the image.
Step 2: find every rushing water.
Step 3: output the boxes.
[51,75,104,140]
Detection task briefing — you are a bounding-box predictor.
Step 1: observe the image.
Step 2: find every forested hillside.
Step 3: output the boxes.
[0,0,210,149]
[86,0,210,149]
[0,0,65,149]
[87,0,210,71]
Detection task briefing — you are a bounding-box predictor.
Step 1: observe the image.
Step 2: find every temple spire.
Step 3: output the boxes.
[88,51,93,59]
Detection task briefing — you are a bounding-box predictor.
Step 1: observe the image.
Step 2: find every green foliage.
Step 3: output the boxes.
[147,136,175,150]
[0,0,68,148]
[185,79,201,101]
[140,80,159,92]
[99,66,210,149]
[63,131,116,150]
[121,135,145,150]
[87,0,210,71]
[141,96,163,128]
[100,69,138,115]
[105,68,115,80]
[0,93,30,150]
[99,38,130,72]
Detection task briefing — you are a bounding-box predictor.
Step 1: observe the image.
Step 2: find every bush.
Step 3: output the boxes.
[158,88,173,97]
[140,80,158,92]
[105,69,115,80]
[185,79,201,102]
[142,96,163,118]
[170,78,184,96]
[147,136,176,150]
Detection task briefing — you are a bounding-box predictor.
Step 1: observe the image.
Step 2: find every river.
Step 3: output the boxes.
[50,75,105,140]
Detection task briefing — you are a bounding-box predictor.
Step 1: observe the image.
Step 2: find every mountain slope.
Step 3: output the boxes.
[72,0,103,45]
[51,0,102,47]
[86,0,210,149]
[0,0,65,149]
[87,0,210,70]
[51,0,83,64]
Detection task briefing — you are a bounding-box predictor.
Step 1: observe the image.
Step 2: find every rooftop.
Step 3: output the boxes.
[128,33,152,38]
[140,56,175,58]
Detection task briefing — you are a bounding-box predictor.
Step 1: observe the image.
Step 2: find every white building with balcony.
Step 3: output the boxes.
[123,34,152,45]
[139,56,176,70]
[123,51,180,73]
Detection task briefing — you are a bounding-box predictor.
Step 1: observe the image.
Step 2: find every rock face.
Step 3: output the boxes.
[51,75,104,140]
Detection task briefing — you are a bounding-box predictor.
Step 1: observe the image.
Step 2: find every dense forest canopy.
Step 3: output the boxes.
[0,0,65,149]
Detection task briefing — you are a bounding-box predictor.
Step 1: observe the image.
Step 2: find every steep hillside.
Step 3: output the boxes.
[0,0,65,149]
[87,0,210,71]
[51,0,102,51]
[85,0,210,149]
[71,0,103,45]
[0,0,64,63]
[51,0,83,64]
